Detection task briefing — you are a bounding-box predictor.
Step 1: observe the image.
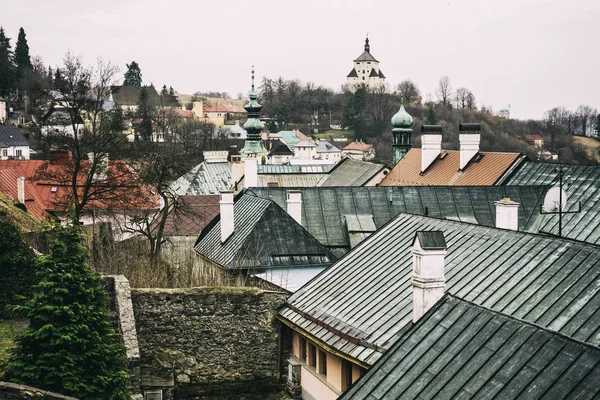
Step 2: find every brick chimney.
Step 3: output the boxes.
[219,191,235,243]
[17,176,25,204]
[459,123,481,170]
[421,133,442,173]
[412,231,447,323]
[244,158,258,189]
[495,198,519,231]
[286,190,302,224]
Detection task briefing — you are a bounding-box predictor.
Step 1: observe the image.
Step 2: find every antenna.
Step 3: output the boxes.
[539,166,581,238]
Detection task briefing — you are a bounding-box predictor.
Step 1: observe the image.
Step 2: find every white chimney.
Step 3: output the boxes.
[286,190,302,224]
[244,157,258,188]
[421,134,442,173]
[459,133,480,170]
[17,176,25,204]
[412,231,447,323]
[231,155,244,190]
[219,191,235,243]
[88,152,108,182]
[495,198,519,231]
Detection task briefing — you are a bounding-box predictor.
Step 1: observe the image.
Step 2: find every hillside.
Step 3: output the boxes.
[0,194,43,232]
[573,136,600,162]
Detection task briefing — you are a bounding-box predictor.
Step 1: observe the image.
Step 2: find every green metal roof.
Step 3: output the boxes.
[250,186,548,257]
[280,213,600,365]
[277,131,301,145]
[341,295,600,400]
[194,194,335,270]
[501,161,600,245]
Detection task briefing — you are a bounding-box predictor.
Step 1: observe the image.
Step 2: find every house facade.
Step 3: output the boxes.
[342,140,375,161]
[0,97,6,123]
[0,126,30,160]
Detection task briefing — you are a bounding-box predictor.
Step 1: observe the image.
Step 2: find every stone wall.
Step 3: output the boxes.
[131,287,287,399]
[0,381,78,399]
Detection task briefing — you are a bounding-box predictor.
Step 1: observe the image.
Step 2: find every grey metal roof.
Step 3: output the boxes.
[414,231,446,249]
[317,158,386,187]
[501,161,600,244]
[279,213,600,366]
[249,186,548,256]
[0,126,29,146]
[341,295,600,400]
[194,194,335,270]
[347,69,358,78]
[316,140,341,153]
[172,161,232,195]
[258,164,334,174]
[354,51,379,63]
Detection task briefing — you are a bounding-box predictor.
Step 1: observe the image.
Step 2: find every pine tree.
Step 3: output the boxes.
[427,105,436,125]
[0,26,15,97]
[123,61,142,87]
[136,87,154,140]
[596,114,600,137]
[53,68,65,92]
[14,27,32,74]
[168,86,178,106]
[160,84,168,97]
[47,65,53,87]
[5,223,130,400]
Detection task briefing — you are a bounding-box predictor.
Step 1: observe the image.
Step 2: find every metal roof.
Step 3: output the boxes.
[354,51,379,63]
[279,213,600,366]
[316,141,341,153]
[194,194,335,270]
[0,126,29,147]
[341,295,600,400]
[414,231,446,249]
[317,158,385,187]
[172,161,232,195]
[380,149,524,186]
[258,164,333,174]
[501,161,600,245]
[249,186,548,256]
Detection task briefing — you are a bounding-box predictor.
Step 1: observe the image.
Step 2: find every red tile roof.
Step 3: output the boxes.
[203,104,231,113]
[172,109,193,118]
[344,141,373,151]
[380,148,522,186]
[0,168,47,219]
[0,158,159,216]
[160,195,220,236]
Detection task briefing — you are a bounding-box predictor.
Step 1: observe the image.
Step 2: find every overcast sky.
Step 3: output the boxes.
[2,0,599,119]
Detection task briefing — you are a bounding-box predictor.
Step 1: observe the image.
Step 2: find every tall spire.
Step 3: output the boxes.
[241,66,267,157]
[364,35,370,52]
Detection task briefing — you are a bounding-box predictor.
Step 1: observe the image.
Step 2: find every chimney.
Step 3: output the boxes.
[412,231,447,323]
[231,155,244,189]
[192,101,203,119]
[244,157,258,188]
[17,176,25,204]
[421,133,442,173]
[458,123,481,170]
[219,191,235,242]
[495,198,519,231]
[286,190,302,224]
[88,152,108,181]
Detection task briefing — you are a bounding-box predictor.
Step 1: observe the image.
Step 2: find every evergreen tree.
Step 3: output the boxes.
[47,65,53,87]
[341,87,366,139]
[168,86,178,106]
[0,26,15,97]
[427,105,436,125]
[160,84,168,97]
[596,114,600,136]
[53,68,65,92]
[136,87,154,140]
[123,61,142,87]
[5,223,130,400]
[0,218,36,318]
[14,27,32,74]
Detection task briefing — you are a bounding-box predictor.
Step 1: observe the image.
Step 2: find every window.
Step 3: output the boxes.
[317,350,327,376]
[15,149,22,157]
[299,336,307,361]
[2,149,6,157]
[341,359,353,391]
[308,343,317,368]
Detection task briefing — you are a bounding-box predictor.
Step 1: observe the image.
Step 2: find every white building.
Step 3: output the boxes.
[315,140,342,162]
[0,97,6,123]
[0,126,31,160]
[346,37,386,93]
[40,109,85,137]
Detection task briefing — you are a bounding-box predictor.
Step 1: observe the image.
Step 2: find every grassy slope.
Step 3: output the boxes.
[573,136,600,162]
[0,193,43,232]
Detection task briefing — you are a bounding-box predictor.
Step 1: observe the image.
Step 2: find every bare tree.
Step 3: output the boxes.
[576,104,597,136]
[435,76,453,106]
[455,87,476,110]
[365,84,395,137]
[396,80,420,105]
[35,53,141,222]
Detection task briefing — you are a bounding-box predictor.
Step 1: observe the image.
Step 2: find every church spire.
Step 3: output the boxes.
[391,98,414,166]
[241,66,267,157]
[364,35,370,52]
